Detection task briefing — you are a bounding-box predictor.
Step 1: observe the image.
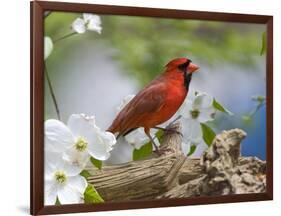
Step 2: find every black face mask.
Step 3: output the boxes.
[178,60,192,91]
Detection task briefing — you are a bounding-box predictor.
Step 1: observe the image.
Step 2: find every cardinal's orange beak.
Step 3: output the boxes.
[188,63,199,73]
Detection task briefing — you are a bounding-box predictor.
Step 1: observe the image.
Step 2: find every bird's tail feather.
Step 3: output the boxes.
[107,125,138,140]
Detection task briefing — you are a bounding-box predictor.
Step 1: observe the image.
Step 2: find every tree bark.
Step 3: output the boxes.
[86,123,266,202]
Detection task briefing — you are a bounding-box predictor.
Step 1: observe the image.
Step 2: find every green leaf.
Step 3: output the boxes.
[133,142,153,161]
[155,130,164,144]
[252,95,265,104]
[187,145,197,156]
[213,99,233,115]
[84,184,104,204]
[55,197,61,205]
[90,157,102,170]
[200,123,216,146]
[242,115,253,126]
[80,170,91,179]
[260,31,266,56]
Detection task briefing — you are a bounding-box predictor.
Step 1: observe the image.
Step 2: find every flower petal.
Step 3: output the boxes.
[68,175,88,194]
[44,36,53,60]
[181,141,191,155]
[125,128,158,149]
[67,114,95,139]
[44,179,58,205]
[124,128,149,149]
[198,107,216,122]
[45,151,81,177]
[88,130,116,160]
[102,131,117,150]
[45,119,74,153]
[68,114,116,161]
[193,93,213,110]
[62,160,83,177]
[83,14,101,25]
[183,119,202,143]
[83,14,102,33]
[87,20,102,33]
[45,151,60,166]
[189,139,208,158]
[105,136,134,164]
[63,147,90,171]
[57,184,82,204]
[179,99,193,119]
[72,17,86,34]
[45,154,57,180]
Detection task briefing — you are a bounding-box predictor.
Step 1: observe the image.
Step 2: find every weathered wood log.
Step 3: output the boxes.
[86,123,266,202]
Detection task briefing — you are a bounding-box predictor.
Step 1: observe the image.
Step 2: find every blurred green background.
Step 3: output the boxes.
[44,12,266,162]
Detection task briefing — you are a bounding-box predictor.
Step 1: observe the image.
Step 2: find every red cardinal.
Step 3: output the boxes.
[107,57,199,152]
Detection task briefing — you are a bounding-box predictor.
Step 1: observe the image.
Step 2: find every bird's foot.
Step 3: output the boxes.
[153,148,165,156]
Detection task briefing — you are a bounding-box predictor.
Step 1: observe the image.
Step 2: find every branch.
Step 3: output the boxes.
[86,123,266,201]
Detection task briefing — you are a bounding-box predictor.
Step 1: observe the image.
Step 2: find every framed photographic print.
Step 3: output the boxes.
[31,1,273,215]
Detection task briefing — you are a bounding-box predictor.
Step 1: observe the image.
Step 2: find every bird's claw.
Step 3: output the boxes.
[153,148,164,156]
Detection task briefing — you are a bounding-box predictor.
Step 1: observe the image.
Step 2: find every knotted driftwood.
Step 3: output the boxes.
[86,123,266,202]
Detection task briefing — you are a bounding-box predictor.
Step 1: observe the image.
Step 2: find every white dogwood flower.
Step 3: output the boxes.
[72,13,102,34]
[180,92,215,123]
[45,152,87,205]
[179,92,216,151]
[45,114,116,170]
[44,36,53,60]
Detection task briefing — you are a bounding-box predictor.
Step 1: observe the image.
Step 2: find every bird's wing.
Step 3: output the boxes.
[129,84,166,114]
[111,82,167,135]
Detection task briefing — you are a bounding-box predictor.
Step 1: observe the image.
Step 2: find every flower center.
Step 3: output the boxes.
[75,137,88,152]
[190,109,200,119]
[54,171,67,184]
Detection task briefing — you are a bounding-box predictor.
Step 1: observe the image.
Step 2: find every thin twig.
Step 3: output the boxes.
[249,101,265,118]
[44,63,61,120]
[54,32,77,44]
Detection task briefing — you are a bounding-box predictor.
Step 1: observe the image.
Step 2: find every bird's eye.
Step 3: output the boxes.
[178,61,191,73]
